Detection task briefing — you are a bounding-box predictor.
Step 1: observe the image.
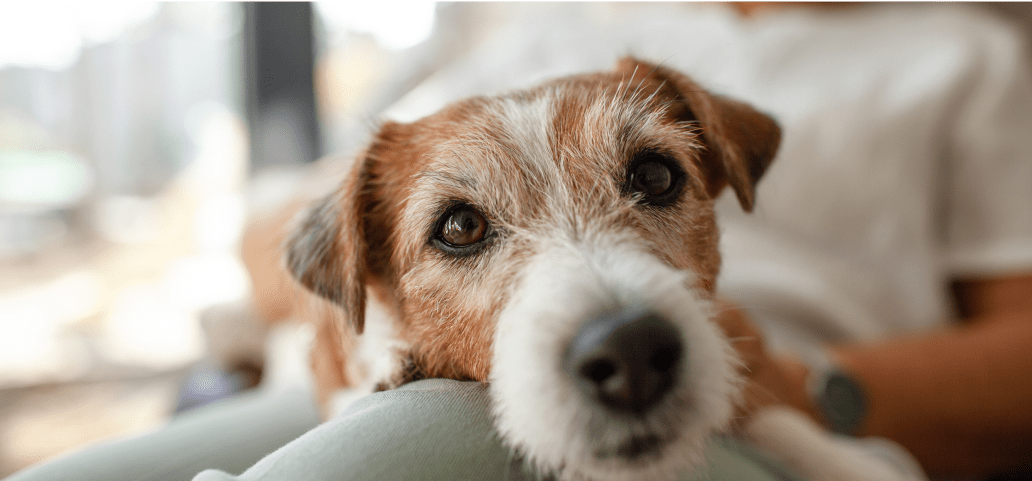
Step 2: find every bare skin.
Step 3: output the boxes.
[727,273,1032,477]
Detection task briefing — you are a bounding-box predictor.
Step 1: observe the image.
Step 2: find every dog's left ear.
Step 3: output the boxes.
[616,57,781,212]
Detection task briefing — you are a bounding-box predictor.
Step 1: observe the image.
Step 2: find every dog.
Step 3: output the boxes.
[279,57,911,481]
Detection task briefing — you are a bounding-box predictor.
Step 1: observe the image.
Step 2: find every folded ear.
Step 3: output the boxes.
[285,148,375,334]
[615,57,781,211]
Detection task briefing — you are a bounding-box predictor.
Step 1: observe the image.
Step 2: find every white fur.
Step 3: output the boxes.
[330,292,408,417]
[489,231,742,481]
[744,407,919,481]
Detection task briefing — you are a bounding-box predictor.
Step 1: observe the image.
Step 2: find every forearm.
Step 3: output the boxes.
[831,311,1032,475]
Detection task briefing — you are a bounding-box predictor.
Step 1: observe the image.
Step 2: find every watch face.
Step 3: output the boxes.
[821,371,867,435]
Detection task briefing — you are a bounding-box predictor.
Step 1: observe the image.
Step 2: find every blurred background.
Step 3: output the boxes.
[0,2,1031,478]
[0,2,442,474]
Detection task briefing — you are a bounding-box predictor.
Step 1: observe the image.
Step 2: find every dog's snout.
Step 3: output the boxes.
[564,309,683,414]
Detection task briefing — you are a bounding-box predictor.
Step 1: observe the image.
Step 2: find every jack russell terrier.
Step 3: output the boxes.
[280,57,911,481]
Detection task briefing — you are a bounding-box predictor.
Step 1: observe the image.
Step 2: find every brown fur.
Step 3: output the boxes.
[274,57,780,409]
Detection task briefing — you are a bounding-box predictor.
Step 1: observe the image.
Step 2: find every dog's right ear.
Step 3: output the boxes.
[285,147,376,335]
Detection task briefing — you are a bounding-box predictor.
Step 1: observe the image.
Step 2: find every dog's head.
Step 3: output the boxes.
[287,57,779,479]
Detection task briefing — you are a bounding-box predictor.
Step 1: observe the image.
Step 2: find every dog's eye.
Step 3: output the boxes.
[632,161,673,196]
[437,205,488,248]
[627,151,684,206]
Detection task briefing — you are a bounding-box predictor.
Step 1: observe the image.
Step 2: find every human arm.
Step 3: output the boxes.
[744,274,1032,477]
[831,273,1032,476]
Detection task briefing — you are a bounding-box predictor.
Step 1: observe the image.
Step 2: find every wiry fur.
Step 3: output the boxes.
[491,236,742,480]
[284,57,811,480]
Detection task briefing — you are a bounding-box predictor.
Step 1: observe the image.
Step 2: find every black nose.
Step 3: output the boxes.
[564,309,683,414]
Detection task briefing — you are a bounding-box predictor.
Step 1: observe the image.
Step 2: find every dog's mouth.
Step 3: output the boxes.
[593,432,669,461]
[584,399,688,464]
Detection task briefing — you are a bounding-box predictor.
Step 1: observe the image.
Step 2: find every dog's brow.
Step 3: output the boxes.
[417,165,478,191]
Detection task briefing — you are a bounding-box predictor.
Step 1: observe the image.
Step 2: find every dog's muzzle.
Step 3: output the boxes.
[564,308,683,415]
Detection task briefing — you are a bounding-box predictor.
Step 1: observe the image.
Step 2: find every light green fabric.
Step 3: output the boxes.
[4,378,799,481]
[194,379,800,481]
[4,387,320,481]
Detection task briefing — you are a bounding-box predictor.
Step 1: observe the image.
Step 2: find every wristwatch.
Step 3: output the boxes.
[804,349,868,436]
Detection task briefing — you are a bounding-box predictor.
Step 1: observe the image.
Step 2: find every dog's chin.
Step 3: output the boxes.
[491,377,726,481]
[595,433,668,461]
[488,241,742,481]
[583,443,695,481]
[494,392,719,481]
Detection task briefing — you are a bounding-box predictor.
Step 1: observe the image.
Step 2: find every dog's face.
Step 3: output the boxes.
[287,57,779,480]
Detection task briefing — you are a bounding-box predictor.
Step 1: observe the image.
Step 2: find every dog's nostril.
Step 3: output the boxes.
[580,359,617,384]
[649,347,681,373]
[564,309,684,414]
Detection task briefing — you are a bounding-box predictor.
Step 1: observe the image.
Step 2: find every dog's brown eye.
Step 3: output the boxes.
[631,161,673,197]
[439,206,487,247]
[626,151,684,206]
